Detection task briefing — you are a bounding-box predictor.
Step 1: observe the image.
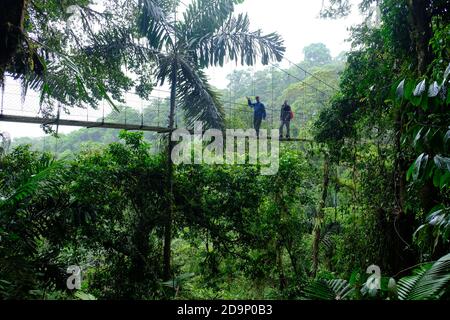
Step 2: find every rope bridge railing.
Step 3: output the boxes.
[1,84,326,140]
[222,100,320,141]
[0,80,173,133]
[1,53,335,143]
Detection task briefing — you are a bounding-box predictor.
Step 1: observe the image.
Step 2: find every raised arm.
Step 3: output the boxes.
[247,97,255,108]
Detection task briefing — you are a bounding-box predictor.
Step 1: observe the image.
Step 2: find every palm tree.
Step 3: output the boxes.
[138,0,285,279]
[0,152,70,298]
[1,0,167,121]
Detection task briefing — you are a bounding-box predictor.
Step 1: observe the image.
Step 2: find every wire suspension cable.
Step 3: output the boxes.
[284,57,338,91]
[270,63,331,98]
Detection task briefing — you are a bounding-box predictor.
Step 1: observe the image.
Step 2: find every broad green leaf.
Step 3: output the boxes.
[443,62,450,84]
[444,130,450,145]
[404,80,415,100]
[440,171,450,189]
[434,155,450,172]
[349,270,362,286]
[396,79,405,98]
[423,127,439,143]
[413,153,428,181]
[413,224,427,240]
[428,81,440,97]
[413,79,426,97]
[428,211,445,226]
[413,127,423,147]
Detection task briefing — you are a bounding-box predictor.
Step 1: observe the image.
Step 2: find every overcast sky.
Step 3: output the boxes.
[1,0,364,139]
[207,0,363,88]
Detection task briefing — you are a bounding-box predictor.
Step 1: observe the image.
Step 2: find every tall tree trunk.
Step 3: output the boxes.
[388,0,434,273]
[407,0,437,215]
[407,0,433,75]
[163,64,177,280]
[394,0,433,226]
[408,0,445,261]
[311,153,330,278]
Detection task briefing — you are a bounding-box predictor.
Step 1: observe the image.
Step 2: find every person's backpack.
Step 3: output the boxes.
[289,110,294,120]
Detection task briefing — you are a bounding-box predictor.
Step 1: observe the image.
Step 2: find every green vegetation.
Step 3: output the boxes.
[1,0,449,301]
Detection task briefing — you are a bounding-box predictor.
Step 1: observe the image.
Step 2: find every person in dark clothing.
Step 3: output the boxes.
[247,96,266,136]
[279,100,292,139]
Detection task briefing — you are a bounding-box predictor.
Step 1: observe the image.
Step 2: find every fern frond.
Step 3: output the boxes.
[397,253,450,300]
[304,278,354,300]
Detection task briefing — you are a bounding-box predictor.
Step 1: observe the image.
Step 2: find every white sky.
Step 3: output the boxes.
[207,0,363,88]
[1,0,364,140]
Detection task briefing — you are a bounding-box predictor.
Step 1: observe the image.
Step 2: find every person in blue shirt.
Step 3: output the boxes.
[247,96,266,136]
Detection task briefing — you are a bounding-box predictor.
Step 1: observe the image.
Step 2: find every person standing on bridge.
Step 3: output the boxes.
[279,100,292,139]
[247,96,266,137]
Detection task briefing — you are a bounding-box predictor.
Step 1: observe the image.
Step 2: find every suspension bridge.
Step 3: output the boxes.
[0,58,337,143]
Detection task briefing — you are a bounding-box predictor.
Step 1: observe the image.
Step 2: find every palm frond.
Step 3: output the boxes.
[139,0,167,21]
[138,0,174,50]
[191,13,285,68]
[179,0,238,40]
[320,222,341,252]
[0,160,66,211]
[397,253,450,300]
[153,52,175,86]
[304,279,354,300]
[176,56,225,130]
[21,24,168,115]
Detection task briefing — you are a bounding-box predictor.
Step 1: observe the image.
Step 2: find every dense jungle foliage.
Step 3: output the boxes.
[0,0,449,300]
